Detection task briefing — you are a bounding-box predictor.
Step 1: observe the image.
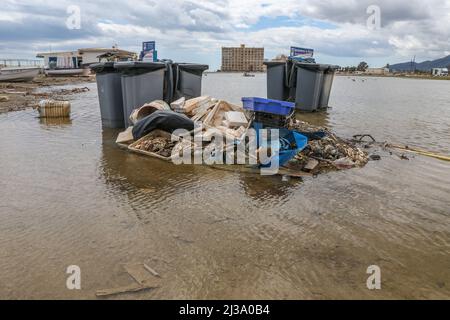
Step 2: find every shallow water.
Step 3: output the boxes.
[0,75,449,299]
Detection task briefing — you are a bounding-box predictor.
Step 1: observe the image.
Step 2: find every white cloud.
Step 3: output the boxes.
[0,0,449,68]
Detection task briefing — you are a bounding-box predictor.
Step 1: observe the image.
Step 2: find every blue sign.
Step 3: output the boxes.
[142,41,156,51]
[140,41,157,62]
[290,47,314,58]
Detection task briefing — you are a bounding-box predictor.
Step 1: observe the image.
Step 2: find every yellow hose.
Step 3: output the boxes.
[387,144,450,162]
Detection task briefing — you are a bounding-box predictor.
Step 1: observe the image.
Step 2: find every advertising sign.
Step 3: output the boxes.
[290,47,314,58]
[142,41,156,52]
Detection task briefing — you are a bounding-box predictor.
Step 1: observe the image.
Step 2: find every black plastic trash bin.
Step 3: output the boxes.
[265,60,338,112]
[290,62,327,111]
[264,61,288,101]
[90,62,125,128]
[172,63,209,100]
[115,61,167,127]
[319,65,338,109]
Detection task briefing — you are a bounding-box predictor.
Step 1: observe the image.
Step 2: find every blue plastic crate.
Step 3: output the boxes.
[242,97,295,116]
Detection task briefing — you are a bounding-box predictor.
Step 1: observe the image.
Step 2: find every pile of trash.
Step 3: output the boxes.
[132,136,176,157]
[170,96,249,140]
[286,119,369,173]
[30,87,90,99]
[117,96,371,177]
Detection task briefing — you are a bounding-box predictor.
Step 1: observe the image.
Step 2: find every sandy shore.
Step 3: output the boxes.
[0,75,95,113]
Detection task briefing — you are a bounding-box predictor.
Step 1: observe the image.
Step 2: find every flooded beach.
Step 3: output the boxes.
[0,74,449,299]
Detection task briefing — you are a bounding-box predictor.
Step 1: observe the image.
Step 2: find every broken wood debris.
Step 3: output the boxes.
[96,262,162,297]
[96,283,159,297]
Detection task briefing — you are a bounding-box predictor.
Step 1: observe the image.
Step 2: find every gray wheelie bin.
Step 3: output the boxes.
[319,65,338,109]
[264,61,288,101]
[265,60,338,112]
[90,62,125,128]
[173,63,209,100]
[115,61,167,127]
[291,62,327,111]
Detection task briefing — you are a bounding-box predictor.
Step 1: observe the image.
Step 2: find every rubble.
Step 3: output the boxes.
[285,119,369,174]
[172,95,212,115]
[119,97,372,178]
[133,136,176,158]
[224,111,248,127]
[0,71,96,114]
[170,97,185,111]
[96,262,161,297]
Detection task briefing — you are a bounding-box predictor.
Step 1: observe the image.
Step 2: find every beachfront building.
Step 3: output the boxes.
[365,67,390,75]
[221,44,265,72]
[36,50,80,69]
[36,47,136,69]
[432,68,449,76]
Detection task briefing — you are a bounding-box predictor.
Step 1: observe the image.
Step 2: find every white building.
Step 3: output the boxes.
[36,47,136,69]
[365,67,390,75]
[432,68,449,76]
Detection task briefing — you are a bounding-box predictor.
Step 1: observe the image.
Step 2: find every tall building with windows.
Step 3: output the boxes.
[221,44,264,72]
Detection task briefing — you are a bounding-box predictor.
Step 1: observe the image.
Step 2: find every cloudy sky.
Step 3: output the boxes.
[1,0,450,70]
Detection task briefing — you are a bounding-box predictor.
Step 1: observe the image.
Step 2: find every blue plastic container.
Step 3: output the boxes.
[242,97,295,116]
[254,126,308,168]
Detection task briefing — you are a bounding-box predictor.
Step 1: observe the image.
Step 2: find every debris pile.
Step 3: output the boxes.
[119,97,372,178]
[96,262,161,297]
[133,136,176,157]
[286,119,369,173]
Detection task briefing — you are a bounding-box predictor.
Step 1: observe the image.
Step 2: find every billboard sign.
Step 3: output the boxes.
[290,47,314,59]
[140,41,157,62]
[142,41,156,52]
[142,50,155,62]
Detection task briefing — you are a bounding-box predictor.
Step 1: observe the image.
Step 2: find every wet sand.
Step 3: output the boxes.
[0,75,95,113]
[0,75,449,299]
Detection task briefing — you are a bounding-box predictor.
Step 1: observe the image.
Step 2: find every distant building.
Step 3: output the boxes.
[432,68,449,76]
[36,47,136,68]
[221,44,264,72]
[272,54,288,62]
[365,67,390,75]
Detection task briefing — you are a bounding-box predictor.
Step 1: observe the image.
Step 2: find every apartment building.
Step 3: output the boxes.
[221,44,264,72]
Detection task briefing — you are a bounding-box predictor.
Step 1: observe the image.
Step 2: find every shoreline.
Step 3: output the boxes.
[0,75,95,114]
[336,73,450,81]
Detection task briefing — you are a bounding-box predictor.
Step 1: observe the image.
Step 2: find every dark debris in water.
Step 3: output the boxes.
[285,120,370,174]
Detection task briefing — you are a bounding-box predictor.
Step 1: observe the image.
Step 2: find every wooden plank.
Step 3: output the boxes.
[95,283,159,297]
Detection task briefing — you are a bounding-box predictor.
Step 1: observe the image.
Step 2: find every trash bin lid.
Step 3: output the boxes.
[114,61,167,71]
[327,65,340,71]
[292,61,330,71]
[90,62,116,73]
[175,63,209,71]
[263,61,286,67]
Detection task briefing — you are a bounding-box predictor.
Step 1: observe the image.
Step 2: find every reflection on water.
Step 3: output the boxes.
[0,76,449,299]
[238,173,302,202]
[295,110,330,128]
[39,117,72,126]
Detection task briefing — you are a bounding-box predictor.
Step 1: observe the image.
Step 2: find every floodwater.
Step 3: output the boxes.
[0,74,449,299]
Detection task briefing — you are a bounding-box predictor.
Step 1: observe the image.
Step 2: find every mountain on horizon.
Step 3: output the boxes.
[389,55,450,72]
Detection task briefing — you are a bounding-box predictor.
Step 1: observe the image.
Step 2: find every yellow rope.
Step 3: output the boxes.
[387,144,450,162]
